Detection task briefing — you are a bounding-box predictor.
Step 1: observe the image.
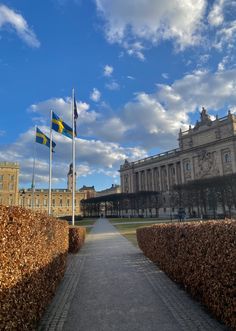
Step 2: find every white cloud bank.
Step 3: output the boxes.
[0,4,40,47]
[95,0,206,58]
[95,0,236,60]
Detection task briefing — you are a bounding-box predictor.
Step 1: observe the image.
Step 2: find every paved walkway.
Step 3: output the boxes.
[38,218,228,331]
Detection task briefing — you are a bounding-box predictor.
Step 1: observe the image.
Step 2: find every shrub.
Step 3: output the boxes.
[136,220,236,330]
[69,226,86,253]
[0,205,68,330]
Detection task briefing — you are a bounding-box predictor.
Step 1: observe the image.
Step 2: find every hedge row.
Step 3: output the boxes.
[69,226,86,253]
[0,206,69,331]
[136,220,236,330]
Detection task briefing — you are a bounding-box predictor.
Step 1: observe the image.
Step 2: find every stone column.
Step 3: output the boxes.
[191,157,195,180]
[144,170,148,191]
[151,168,155,191]
[218,150,224,175]
[180,160,185,184]
[159,167,162,191]
[139,172,142,191]
[174,163,178,185]
[166,165,170,191]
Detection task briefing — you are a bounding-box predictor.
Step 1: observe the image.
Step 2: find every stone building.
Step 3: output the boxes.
[0,162,95,217]
[96,184,121,197]
[120,108,236,217]
[0,162,19,206]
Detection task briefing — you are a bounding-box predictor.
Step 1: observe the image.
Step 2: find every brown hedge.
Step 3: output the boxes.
[69,226,86,253]
[136,220,236,330]
[0,205,68,331]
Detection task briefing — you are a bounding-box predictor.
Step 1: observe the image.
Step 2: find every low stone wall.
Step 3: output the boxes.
[136,220,236,330]
[69,226,86,253]
[0,206,68,330]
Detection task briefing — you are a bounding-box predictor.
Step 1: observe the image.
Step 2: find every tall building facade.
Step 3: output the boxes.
[120,109,236,216]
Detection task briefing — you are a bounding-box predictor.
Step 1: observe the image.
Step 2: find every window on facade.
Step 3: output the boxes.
[43,199,47,207]
[67,199,70,206]
[52,199,55,207]
[59,199,63,207]
[9,183,14,190]
[224,153,231,163]
[0,183,3,190]
[185,162,191,171]
[10,175,14,181]
[0,175,3,180]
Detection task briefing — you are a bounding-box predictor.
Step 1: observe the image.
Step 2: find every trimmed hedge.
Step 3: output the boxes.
[69,226,86,253]
[136,220,236,330]
[0,205,68,331]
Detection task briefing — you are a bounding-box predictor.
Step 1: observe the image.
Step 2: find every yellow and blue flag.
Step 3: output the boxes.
[36,127,56,150]
[52,112,73,139]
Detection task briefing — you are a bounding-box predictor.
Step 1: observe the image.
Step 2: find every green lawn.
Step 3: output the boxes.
[113,222,161,247]
[108,217,164,224]
[74,219,97,233]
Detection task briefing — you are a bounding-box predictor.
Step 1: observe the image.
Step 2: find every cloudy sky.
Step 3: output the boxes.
[0,0,236,190]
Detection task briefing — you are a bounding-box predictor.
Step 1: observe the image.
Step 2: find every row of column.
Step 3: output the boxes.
[121,162,184,193]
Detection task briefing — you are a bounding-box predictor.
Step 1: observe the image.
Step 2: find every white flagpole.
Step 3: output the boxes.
[31,126,37,209]
[72,88,75,226]
[48,110,53,215]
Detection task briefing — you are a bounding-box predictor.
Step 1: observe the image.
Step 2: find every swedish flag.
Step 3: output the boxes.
[36,127,56,149]
[52,112,73,139]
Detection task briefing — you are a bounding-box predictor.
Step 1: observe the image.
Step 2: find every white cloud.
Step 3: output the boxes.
[103,64,113,76]
[90,88,101,102]
[0,119,146,187]
[29,97,98,129]
[124,41,145,61]
[161,73,169,79]
[95,0,206,55]
[0,4,40,47]
[90,68,236,150]
[208,0,225,27]
[105,80,120,90]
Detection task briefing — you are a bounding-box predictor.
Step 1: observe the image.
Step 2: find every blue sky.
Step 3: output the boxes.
[0,0,236,191]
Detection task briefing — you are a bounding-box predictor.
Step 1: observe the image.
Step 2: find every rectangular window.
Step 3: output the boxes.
[52,199,55,207]
[67,199,70,206]
[43,199,47,207]
[59,199,62,207]
[0,175,3,180]
[9,183,14,190]
[0,183,2,190]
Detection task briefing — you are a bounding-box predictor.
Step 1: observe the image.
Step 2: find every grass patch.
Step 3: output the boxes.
[114,222,161,247]
[74,219,96,226]
[108,217,162,224]
[74,219,97,234]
